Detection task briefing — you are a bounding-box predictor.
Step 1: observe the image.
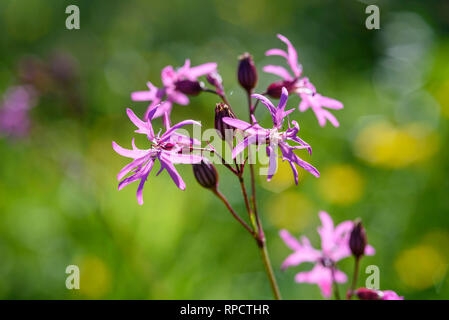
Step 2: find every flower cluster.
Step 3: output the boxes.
[112,34,401,300]
[264,34,343,127]
[112,108,203,205]
[131,59,217,125]
[280,211,402,300]
[114,35,329,204]
[223,87,319,184]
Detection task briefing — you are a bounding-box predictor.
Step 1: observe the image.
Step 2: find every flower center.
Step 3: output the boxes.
[319,257,334,268]
[268,128,283,144]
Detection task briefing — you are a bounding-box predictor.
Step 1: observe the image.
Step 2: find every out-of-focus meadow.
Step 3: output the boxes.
[0,0,448,299]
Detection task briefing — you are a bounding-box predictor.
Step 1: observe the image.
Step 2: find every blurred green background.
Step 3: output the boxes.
[0,0,448,299]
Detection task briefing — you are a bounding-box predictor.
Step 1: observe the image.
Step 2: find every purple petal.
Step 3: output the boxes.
[295,264,332,298]
[161,65,176,87]
[278,87,289,111]
[187,62,217,79]
[266,143,278,181]
[315,107,340,128]
[317,211,334,253]
[232,134,262,159]
[161,119,201,142]
[117,156,147,181]
[277,34,302,77]
[365,244,376,256]
[287,160,299,185]
[131,91,153,101]
[118,173,140,191]
[263,65,293,81]
[222,118,252,131]
[278,142,320,178]
[164,151,203,164]
[126,108,154,137]
[168,90,189,105]
[318,95,344,110]
[148,101,172,121]
[381,290,404,300]
[112,141,148,159]
[136,160,155,205]
[265,48,288,59]
[158,155,186,190]
[251,93,276,114]
[279,229,301,250]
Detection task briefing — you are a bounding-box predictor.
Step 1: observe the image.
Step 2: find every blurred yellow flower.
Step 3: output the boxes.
[394,245,447,290]
[422,230,449,260]
[259,161,301,193]
[354,120,439,168]
[267,192,315,231]
[79,256,111,299]
[318,164,364,206]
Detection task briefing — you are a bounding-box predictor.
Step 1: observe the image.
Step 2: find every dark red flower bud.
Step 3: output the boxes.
[214,102,236,141]
[206,72,223,93]
[349,219,367,259]
[266,80,295,98]
[193,159,218,190]
[355,288,381,300]
[175,80,203,96]
[237,53,257,92]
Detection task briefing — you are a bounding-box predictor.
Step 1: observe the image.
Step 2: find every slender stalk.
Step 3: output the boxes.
[238,177,254,223]
[246,90,279,299]
[212,189,254,237]
[246,91,263,238]
[331,267,341,300]
[347,257,360,300]
[259,243,282,300]
[204,88,231,106]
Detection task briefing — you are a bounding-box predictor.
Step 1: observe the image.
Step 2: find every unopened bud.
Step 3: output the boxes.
[206,72,223,93]
[193,159,218,190]
[215,102,236,141]
[355,288,381,300]
[349,219,367,259]
[175,80,203,95]
[237,53,257,91]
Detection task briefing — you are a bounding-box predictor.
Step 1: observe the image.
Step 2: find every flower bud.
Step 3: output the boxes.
[355,288,381,300]
[266,80,295,98]
[175,80,203,96]
[193,159,218,190]
[206,72,223,94]
[349,219,367,259]
[214,102,236,141]
[237,53,257,91]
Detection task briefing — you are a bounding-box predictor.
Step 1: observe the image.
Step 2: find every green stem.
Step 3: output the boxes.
[331,267,341,300]
[212,189,254,237]
[246,90,280,299]
[348,257,360,300]
[259,242,282,300]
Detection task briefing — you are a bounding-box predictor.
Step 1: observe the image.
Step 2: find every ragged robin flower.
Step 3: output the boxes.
[280,211,375,298]
[112,108,203,205]
[223,87,319,184]
[264,34,343,127]
[131,59,217,124]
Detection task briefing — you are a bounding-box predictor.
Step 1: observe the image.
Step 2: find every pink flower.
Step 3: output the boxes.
[280,211,375,298]
[131,59,217,124]
[356,288,404,300]
[222,87,319,184]
[112,108,203,205]
[0,85,37,139]
[264,34,343,128]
